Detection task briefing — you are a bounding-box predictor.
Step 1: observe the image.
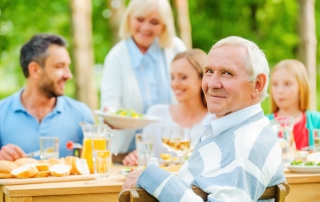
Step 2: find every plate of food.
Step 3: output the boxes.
[94,109,161,129]
[158,153,186,166]
[287,159,320,173]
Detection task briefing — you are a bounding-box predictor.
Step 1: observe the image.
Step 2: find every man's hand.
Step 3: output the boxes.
[122,170,143,190]
[122,150,138,166]
[0,144,26,161]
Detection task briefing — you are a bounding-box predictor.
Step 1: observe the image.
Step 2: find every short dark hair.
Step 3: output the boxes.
[20,34,67,78]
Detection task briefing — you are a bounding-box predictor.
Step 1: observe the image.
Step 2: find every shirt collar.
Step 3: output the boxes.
[204,103,263,137]
[12,88,26,112]
[145,38,160,61]
[54,96,63,113]
[12,88,63,114]
[127,37,160,69]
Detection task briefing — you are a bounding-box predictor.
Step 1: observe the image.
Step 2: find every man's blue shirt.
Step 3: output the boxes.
[0,89,94,158]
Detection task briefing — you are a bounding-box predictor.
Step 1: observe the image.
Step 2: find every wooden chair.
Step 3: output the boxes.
[118,182,290,202]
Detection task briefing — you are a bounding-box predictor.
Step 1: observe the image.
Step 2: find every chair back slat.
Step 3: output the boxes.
[118,182,290,202]
[130,190,139,202]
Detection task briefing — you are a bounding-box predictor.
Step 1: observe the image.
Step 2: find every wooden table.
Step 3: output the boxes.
[0,166,126,202]
[2,166,320,202]
[285,170,320,202]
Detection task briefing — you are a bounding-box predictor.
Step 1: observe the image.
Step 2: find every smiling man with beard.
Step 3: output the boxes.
[0,34,94,161]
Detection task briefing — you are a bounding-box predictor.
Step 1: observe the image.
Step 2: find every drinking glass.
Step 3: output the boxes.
[136,134,154,170]
[161,126,176,166]
[168,126,191,165]
[270,116,295,167]
[313,129,320,152]
[92,150,112,179]
[39,137,59,160]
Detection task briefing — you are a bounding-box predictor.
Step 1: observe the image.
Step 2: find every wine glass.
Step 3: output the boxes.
[161,126,176,166]
[136,134,154,170]
[168,126,191,165]
[271,116,295,167]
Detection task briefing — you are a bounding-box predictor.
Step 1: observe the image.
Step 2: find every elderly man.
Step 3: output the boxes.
[0,34,94,160]
[122,36,285,201]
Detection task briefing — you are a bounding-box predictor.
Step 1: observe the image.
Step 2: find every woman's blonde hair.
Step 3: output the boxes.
[270,59,310,113]
[173,49,208,108]
[119,0,175,48]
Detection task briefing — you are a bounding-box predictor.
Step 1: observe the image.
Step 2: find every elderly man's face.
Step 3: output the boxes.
[202,45,256,118]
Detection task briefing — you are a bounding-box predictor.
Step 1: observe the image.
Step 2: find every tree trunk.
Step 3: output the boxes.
[70,0,97,111]
[297,0,317,110]
[107,0,126,45]
[174,0,192,49]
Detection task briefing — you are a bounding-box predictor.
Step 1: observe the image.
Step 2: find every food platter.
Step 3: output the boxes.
[287,166,320,173]
[0,174,96,185]
[94,110,161,129]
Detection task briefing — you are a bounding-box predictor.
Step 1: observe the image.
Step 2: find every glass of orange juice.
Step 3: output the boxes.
[93,149,111,178]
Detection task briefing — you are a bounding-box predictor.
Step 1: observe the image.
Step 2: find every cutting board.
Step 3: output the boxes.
[0,174,96,185]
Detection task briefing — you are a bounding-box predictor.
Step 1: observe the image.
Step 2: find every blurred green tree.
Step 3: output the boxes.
[0,0,319,112]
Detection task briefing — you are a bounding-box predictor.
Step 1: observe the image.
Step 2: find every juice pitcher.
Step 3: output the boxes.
[270,116,295,166]
[79,122,118,174]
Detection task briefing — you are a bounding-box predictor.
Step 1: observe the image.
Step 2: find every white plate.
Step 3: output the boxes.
[287,166,320,173]
[94,110,161,129]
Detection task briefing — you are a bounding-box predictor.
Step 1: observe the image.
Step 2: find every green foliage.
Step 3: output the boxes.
[188,0,320,112]
[0,0,319,111]
[0,0,73,97]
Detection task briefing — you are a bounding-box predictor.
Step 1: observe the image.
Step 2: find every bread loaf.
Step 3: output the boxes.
[32,170,50,178]
[0,160,18,178]
[14,158,38,167]
[34,163,50,171]
[50,164,70,177]
[11,164,39,178]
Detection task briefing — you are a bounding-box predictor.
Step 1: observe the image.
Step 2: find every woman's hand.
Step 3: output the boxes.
[122,150,138,166]
[102,107,121,129]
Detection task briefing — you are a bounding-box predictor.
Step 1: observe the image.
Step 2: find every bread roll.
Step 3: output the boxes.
[14,158,38,167]
[73,159,90,175]
[0,160,18,178]
[34,163,50,171]
[47,158,62,165]
[64,156,79,174]
[11,164,39,178]
[50,164,70,177]
[32,170,50,178]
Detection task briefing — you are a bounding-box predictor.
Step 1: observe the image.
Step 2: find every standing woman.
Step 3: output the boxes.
[266,59,320,150]
[123,49,209,165]
[100,0,186,154]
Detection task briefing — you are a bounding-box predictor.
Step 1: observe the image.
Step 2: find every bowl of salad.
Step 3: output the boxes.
[94,109,161,129]
[287,158,320,173]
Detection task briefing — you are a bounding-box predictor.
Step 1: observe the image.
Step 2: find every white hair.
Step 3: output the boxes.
[210,36,269,101]
[119,0,175,48]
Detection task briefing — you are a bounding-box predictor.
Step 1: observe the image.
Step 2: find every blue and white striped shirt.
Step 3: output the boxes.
[126,38,171,113]
[137,103,286,201]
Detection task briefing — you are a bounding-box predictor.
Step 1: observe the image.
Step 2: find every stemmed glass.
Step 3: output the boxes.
[136,134,154,170]
[271,116,295,167]
[168,126,191,165]
[161,126,176,166]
